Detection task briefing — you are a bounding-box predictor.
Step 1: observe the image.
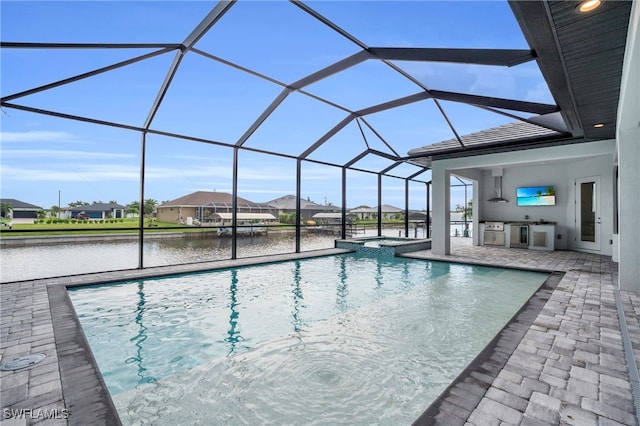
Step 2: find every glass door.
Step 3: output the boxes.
[575,176,600,251]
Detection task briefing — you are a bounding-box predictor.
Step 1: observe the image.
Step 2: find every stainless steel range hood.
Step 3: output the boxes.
[488,176,509,203]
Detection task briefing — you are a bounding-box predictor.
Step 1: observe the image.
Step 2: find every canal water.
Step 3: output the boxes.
[0,233,330,282]
[1,227,433,283]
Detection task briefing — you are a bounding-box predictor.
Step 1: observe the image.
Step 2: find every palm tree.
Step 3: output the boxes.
[455,200,473,221]
[0,202,12,219]
[143,199,157,218]
[125,201,139,217]
[50,205,61,219]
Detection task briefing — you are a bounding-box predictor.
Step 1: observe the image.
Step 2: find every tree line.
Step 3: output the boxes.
[2,199,162,219]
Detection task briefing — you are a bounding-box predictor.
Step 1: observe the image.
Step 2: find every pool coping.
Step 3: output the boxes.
[2,245,638,425]
[0,249,349,425]
[56,249,560,425]
[402,245,639,425]
[48,285,122,425]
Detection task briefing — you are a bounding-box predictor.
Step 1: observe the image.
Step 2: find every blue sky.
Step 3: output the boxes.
[0,1,553,211]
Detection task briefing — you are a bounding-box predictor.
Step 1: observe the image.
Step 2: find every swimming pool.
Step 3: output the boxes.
[68,253,549,425]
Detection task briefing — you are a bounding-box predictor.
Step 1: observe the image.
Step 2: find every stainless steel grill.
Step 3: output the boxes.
[484,221,504,231]
[483,221,505,246]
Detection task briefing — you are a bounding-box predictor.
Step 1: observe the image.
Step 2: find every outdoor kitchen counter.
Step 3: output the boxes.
[479,222,556,251]
[503,221,558,225]
[480,221,558,224]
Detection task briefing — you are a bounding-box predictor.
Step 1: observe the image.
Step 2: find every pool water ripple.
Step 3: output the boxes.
[70,254,549,425]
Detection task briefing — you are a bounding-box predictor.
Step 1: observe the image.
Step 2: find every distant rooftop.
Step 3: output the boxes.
[160,191,252,207]
[64,202,125,212]
[267,194,339,211]
[0,198,42,210]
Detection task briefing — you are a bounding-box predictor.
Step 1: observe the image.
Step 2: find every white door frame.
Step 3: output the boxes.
[575,176,601,251]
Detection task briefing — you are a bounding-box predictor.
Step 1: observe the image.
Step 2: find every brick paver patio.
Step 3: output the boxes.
[406,238,639,425]
[1,242,638,425]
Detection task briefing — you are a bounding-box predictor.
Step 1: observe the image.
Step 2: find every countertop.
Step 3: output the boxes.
[480,221,557,225]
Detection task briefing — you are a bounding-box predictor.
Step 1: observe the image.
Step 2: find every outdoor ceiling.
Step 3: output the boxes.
[1,0,631,182]
[409,0,632,166]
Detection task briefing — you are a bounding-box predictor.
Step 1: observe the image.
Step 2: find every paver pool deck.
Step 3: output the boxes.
[1,240,638,425]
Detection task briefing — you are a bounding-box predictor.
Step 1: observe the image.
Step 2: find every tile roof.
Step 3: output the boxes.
[160,191,255,207]
[0,198,42,210]
[407,120,565,164]
[267,194,339,211]
[66,202,125,212]
[349,204,403,213]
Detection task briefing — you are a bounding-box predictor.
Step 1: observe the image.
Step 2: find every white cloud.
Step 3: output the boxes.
[1,149,135,159]
[524,81,555,104]
[238,188,297,194]
[468,66,516,98]
[0,164,140,182]
[80,165,141,180]
[171,154,218,161]
[146,164,234,180]
[299,165,342,180]
[235,166,297,182]
[0,131,77,143]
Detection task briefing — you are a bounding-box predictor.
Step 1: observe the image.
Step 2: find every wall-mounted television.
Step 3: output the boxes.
[516,186,556,206]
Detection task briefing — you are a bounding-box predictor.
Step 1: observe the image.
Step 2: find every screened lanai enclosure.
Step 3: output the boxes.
[1,0,560,278]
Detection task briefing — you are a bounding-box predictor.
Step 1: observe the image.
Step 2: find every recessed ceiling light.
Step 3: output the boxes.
[594,123,605,128]
[577,0,602,13]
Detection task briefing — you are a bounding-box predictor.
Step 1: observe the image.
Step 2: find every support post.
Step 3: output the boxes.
[426,182,431,238]
[464,180,469,237]
[137,132,147,269]
[377,174,382,236]
[296,159,301,253]
[404,179,409,237]
[341,167,347,240]
[232,148,238,259]
[432,165,451,255]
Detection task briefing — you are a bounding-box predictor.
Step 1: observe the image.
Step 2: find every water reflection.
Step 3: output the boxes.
[124,282,157,386]
[375,260,383,289]
[291,261,305,333]
[336,256,349,312]
[104,254,371,385]
[225,270,243,355]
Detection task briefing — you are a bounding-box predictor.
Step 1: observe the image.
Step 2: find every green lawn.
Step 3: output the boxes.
[0,219,217,237]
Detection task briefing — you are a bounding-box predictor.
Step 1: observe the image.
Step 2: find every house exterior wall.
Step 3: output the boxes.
[616,0,640,292]
[157,207,195,223]
[449,168,483,247]
[11,210,38,219]
[68,209,125,220]
[276,208,323,221]
[478,155,614,254]
[432,139,616,257]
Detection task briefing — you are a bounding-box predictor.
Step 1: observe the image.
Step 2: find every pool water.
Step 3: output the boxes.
[69,253,549,425]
